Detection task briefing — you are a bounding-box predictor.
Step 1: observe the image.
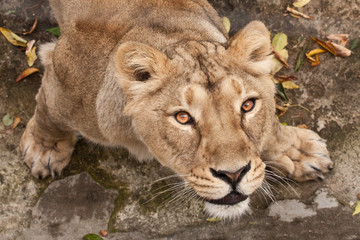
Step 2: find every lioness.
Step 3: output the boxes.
[20,0,333,218]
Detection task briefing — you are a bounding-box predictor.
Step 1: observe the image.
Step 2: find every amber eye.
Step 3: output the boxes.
[241,99,256,113]
[175,111,193,125]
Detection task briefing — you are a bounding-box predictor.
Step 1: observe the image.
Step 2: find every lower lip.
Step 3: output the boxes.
[206,191,248,205]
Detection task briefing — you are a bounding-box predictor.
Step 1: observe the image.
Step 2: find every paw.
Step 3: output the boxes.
[268,126,333,182]
[20,118,76,179]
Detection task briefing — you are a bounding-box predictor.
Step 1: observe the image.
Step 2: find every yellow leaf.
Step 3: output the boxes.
[353,201,360,216]
[206,217,222,222]
[26,40,37,67]
[282,81,300,89]
[15,68,40,82]
[293,0,311,8]
[0,27,27,47]
[307,48,326,57]
[221,17,231,34]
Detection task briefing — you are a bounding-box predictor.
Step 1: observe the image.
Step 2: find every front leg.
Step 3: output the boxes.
[262,123,334,182]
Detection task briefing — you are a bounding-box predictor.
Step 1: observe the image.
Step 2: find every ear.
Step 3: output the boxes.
[115,42,168,93]
[227,21,272,75]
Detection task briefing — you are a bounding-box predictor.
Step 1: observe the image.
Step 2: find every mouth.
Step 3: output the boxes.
[205,191,248,205]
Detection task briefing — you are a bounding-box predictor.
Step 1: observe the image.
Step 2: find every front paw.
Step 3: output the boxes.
[265,126,334,182]
[20,118,76,179]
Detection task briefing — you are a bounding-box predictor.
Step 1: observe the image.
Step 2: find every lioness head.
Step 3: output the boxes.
[115,21,274,218]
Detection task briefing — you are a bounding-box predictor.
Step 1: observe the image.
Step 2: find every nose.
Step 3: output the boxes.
[210,161,251,189]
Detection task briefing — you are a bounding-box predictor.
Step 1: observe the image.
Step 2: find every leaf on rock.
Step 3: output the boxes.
[12,117,21,130]
[0,27,27,47]
[272,33,288,52]
[26,40,37,67]
[275,82,289,102]
[82,234,104,240]
[307,48,326,57]
[2,113,14,127]
[46,27,60,37]
[282,81,300,89]
[272,49,289,74]
[286,7,313,19]
[23,18,38,35]
[353,201,360,216]
[221,17,231,34]
[295,43,307,72]
[327,33,349,46]
[330,42,352,57]
[276,75,298,82]
[293,0,311,8]
[350,38,359,50]
[16,68,40,82]
[206,217,222,222]
[311,37,337,56]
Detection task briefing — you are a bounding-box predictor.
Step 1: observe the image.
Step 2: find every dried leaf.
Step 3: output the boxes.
[297,124,308,129]
[273,50,290,69]
[350,38,359,50]
[12,117,21,130]
[2,113,14,127]
[293,0,311,8]
[16,68,40,82]
[272,49,289,74]
[353,201,360,216]
[46,27,60,37]
[206,217,222,222]
[308,54,321,67]
[0,27,27,47]
[23,18,38,35]
[221,17,231,34]
[311,37,337,56]
[286,7,313,19]
[282,81,300,89]
[26,40,37,66]
[330,42,352,57]
[295,43,307,72]
[272,33,288,52]
[276,75,298,82]
[327,33,349,46]
[307,48,326,57]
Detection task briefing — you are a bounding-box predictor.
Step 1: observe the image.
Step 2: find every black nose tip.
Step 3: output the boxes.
[210,161,251,189]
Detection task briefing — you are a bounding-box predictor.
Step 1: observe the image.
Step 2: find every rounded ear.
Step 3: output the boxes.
[227,21,272,75]
[115,41,168,83]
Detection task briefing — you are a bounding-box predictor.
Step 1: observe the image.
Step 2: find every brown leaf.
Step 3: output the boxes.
[23,18,38,35]
[273,49,290,69]
[26,40,37,66]
[329,42,352,57]
[327,34,349,46]
[16,68,40,82]
[311,37,337,56]
[276,75,298,82]
[297,124,308,129]
[286,7,313,19]
[12,117,21,130]
[0,27,27,47]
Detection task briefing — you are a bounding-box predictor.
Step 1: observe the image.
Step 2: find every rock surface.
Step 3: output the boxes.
[1,0,360,239]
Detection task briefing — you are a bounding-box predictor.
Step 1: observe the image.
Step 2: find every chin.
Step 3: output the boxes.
[204,198,250,219]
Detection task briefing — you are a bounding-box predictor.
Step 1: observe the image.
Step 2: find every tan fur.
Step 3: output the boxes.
[20,0,333,217]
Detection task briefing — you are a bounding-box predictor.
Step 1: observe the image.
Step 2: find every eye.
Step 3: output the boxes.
[241,99,256,113]
[175,111,193,125]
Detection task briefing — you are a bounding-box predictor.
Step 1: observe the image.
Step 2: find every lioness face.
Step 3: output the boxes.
[116,22,274,218]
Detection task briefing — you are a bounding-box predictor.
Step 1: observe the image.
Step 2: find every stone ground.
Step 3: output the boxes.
[0,0,360,239]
